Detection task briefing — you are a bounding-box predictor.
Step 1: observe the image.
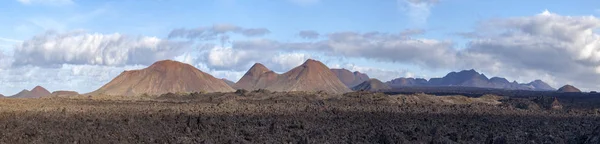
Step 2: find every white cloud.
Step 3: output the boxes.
[270,53,311,71]
[398,0,439,26]
[460,11,600,91]
[343,64,413,82]
[168,24,270,42]
[13,31,189,67]
[0,64,144,95]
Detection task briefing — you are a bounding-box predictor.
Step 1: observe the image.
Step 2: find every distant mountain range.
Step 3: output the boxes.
[0,60,565,98]
[386,69,555,91]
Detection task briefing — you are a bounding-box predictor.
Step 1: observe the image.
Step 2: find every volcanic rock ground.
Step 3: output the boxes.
[0,91,598,143]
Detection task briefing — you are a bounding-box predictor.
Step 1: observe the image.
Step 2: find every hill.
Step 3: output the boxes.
[233,63,279,90]
[330,69,370,88]
[557,85,581,93]
[10,86,51,98]
[265,59,351,94]
[89,60,234,96]
[351,79,391,91]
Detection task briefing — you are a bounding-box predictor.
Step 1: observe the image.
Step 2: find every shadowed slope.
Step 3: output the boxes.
[331,69,370,88]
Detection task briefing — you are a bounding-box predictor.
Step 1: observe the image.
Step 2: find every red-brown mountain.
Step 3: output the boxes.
[386,69,555,91]
[330,68,370,88]
[265,59,351,94]
[233,63,279,90]
[89,60,234,96]
[10,86,51,98]
[557,85,581,93]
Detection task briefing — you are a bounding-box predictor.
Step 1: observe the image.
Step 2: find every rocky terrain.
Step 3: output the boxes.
[0,91,598,143]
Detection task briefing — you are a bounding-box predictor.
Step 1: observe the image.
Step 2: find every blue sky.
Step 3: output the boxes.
[0,0,600,95]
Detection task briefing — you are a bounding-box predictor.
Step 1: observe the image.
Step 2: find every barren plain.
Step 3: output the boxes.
[0,91,599,143]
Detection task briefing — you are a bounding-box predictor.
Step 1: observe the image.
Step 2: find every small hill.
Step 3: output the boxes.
[50,91,80,97]
[557,85,581,93]
[330,69,370,88]
[266,59,351,94]
[221,78,236,87]
[234,63,279,90]
[11,86,51,98]
[352,79,391,91]
[89,60,234,96]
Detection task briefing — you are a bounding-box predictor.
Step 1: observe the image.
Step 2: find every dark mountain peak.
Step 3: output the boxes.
[526,80,555,91]
[489,77,509,83]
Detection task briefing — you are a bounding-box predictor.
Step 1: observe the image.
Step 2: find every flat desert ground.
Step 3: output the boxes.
[0,91,599,143]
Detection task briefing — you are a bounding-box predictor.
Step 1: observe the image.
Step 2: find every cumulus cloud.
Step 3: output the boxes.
[168,24,270,41]
[13,31,189,67]
[270,53,312,71]
[325,32,456,68]
[298,30,320,39]
[341,64,414,82]
[205,46,262,71]
[459,10,600,90]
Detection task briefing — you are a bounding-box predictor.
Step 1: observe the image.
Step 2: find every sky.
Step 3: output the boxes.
[0,0,600,95]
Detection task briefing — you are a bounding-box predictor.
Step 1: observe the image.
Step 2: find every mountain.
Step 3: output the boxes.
[265,59,351,94]
[233,63,279,90]
[432,69,491,87]
[50,91,79,97]
[386,69,555,91]
[386,78,428,88]
[90,60,234,96]
[523,80,556,91]
[352,79,391,91]
[557,85,581,93]
[11,86,51,98]
[330,69,370,88]
[221,78,236,87]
